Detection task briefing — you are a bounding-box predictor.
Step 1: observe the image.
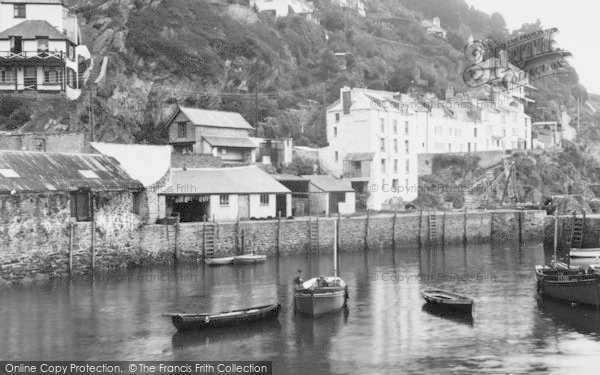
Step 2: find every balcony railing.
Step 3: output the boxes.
[0,51,64,60]
[343,169,370,178]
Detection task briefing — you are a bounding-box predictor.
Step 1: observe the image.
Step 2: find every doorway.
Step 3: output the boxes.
[238,194,250,219]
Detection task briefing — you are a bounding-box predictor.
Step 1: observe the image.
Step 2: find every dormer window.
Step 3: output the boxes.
[14,4,26,18]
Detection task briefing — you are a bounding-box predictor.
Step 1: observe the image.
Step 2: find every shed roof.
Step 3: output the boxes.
[90,142,172,187]
[161,166,290,195]
[301,175,354,192]
[203,136,257,149]
[177,107,254,130]
[0,150,143,194]
[0,20,66,39]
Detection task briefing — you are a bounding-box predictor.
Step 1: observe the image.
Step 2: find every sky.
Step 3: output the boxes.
[464,0,599,95]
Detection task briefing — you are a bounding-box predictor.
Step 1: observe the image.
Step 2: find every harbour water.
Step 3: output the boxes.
[1,242,600,374]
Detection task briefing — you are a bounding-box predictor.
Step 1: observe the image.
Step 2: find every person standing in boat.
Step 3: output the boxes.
[294,270,304,289]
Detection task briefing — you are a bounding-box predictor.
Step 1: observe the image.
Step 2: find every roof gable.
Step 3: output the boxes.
[0,20,66,40]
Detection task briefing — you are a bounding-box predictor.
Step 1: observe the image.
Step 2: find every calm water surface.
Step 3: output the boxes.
[2,242,600,374]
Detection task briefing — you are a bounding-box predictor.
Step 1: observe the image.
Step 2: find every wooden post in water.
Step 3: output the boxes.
[364,210,370,251]
[518,211,523,246]
[277,213,281,255]
[69,222,74,274]
[418,210,423,248]
[236,217,241,255]
[442,212,446,246]
[392,213,397,249]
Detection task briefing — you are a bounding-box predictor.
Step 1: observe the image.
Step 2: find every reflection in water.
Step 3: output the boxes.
[2,242,600,373]
[421,303,474,326]
[538,297,600,337]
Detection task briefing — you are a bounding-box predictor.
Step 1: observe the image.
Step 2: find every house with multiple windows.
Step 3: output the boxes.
[323,87,419,210]
[420,17,446,38]
[250,0,316,21]
[159,166,291,222]
[0,0,91,99]
[167,106,257,165]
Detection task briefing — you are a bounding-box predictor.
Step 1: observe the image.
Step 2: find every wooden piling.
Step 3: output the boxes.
[517,211,523,245]
[442,212,446,246]
[69,222,74,274]
[364,210,370,251]
[418,210,423,248]
[392,213,397,248]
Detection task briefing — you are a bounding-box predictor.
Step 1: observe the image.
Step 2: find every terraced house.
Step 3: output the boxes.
[0,0,91,99]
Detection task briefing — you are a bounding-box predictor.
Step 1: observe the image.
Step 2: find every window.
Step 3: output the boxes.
[393,120,398,134]
[405,140,409,154]
[448,143,452,152]
[380,138,385,152]
[70,192,91,222]
[393,139,398,153]
[393,159,398,173]
[0,69,13,83]
[404,121,409,135]
[392,179,399,188]
[260,194,269,206]
[474,128,478,137]
[381,159,386,174]
[43,69,60,84]
[335,151,338,162]
[405,178,409,188]
[335,113,340,123]
[177,123,186,138]
[380,118,385,133]
[405,159,410,174]
[33,138,45,151]
[334,127,338,137]
[37,38,49,52]
[14,4,25,18]
[434,126,442,134]
[219,194,229,205]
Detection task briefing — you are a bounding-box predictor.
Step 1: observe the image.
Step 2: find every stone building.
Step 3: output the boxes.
[0,150,143,281]
[0,130,87,153]
[90,142,172,224]
[250,0,316,21]
[166,106,257,165]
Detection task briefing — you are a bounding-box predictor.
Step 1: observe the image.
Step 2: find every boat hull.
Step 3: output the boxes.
[233,255,267,264]
[294,289,346,316]
[204,257,234,266]
[538,278,600,306]
[569,248,600,259]
[421,289,473,314]
[168,304,280,332]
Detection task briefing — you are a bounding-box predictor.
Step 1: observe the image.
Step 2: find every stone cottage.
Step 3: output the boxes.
[0,150,143,282]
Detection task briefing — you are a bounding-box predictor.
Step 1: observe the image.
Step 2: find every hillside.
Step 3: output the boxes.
[0,0,593,148]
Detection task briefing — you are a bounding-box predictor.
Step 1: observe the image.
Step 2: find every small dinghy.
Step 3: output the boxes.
[233,254,267,264]
[204,257,234,266]
[421,289,473,314]
[163,304,281,332]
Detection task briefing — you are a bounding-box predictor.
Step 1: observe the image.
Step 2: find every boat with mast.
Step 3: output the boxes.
[536,210,600,307]
[294,220,348,316]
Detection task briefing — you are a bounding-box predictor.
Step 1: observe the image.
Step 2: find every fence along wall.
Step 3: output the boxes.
[0,209,546,283]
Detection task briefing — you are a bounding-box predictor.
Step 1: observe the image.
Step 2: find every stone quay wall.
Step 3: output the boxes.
[0,209,546,284]
[544,214,600,252]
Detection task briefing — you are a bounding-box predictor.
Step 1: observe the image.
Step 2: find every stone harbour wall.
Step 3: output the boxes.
[0,206,546,284]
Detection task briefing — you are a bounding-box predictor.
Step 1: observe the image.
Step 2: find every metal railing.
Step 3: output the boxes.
[0,51,64,59]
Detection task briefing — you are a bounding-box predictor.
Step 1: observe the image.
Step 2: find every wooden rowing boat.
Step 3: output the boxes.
[294,277,348,316]
[204,257,234,266]
[421,289,473,313]
[233,254,267,264]
[163,304,281,332]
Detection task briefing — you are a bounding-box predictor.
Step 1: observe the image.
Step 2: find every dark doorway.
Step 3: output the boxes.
[329,192,346,215]
[276,194,287,218]
[168,195,210,222]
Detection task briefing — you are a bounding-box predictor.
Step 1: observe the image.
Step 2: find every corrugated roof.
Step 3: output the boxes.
[203,136,257,149]
[344,152,374,161]
[0,150,143,194]
[179,107,254,130]
[0,20,66,40]
[301,175,353,192]
[161,166,290,195]
[90,142,172,187]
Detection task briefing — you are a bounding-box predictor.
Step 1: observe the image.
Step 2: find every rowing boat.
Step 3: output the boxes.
[163,304,281,331]
[421,289,473,313]
[233,254,267,264]
[204,257,234,266]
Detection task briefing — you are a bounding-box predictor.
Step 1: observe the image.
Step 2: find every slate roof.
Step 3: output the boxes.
[161,166,290,195]
[301,175,354,192]
[90,142,172,187]
[0,20,66,40]
[0,150,143,194]
[177,107,254,130]
[203,136,257,149]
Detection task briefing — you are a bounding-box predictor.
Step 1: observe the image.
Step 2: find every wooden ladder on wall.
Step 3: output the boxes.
[429,213,438,246]
[204,222,216,258]
[309,218,319,253]
[570,213,585,249]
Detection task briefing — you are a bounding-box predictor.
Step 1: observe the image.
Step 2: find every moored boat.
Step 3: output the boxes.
[204,257,234,266]
[294,277,348,316]
[163,304,281,332]
[233,254,267,264]
[421,289,473,314]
